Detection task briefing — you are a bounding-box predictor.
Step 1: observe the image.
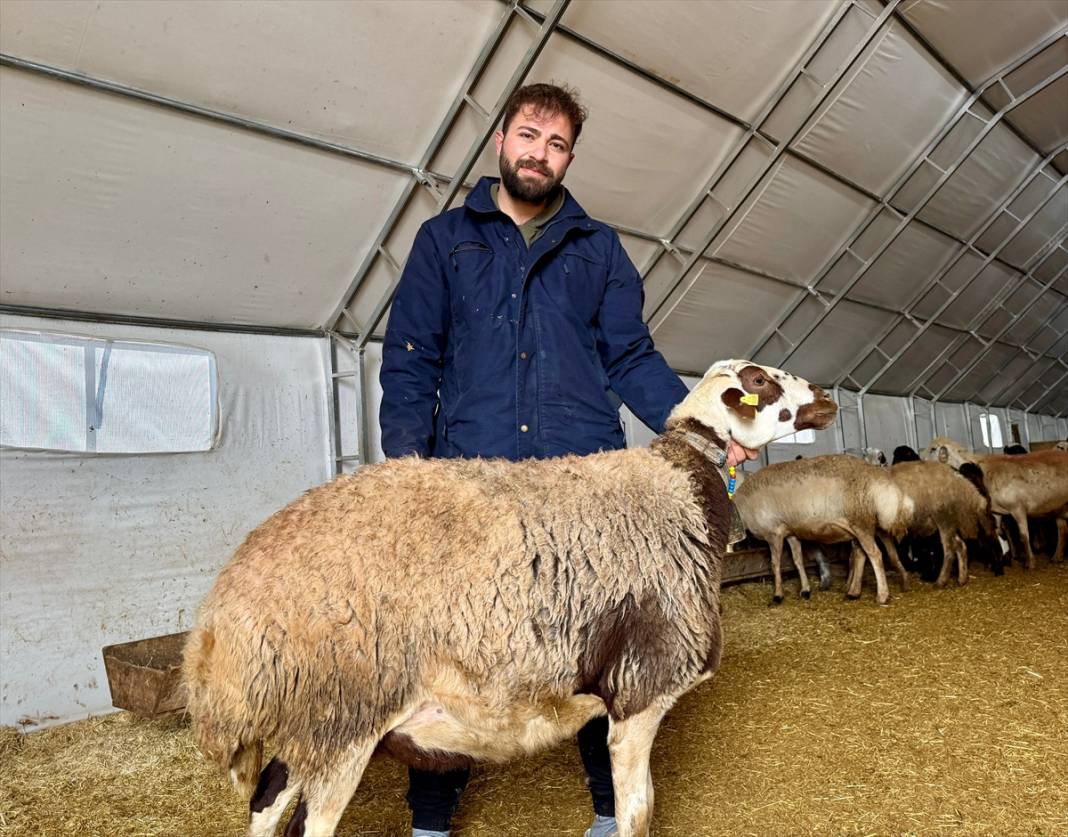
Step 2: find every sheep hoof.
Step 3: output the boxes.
[845,591,860,600]
[770,595,784,606]
[801,590,811,600]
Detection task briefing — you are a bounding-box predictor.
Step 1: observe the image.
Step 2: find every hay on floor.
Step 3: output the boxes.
[2,562,1066,836]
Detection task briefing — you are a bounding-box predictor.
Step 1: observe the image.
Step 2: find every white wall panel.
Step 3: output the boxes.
[0,315,331,728]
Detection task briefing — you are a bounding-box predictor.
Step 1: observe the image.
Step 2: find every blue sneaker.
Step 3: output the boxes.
[584,814,618,837]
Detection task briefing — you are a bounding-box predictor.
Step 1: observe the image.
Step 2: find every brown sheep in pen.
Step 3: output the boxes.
[878,460,998,588]
[732,455,912,606]
[923,437,1068,569]
[182,360,838,837]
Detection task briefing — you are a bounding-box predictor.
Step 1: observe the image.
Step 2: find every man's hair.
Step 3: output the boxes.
[501,83,588,146]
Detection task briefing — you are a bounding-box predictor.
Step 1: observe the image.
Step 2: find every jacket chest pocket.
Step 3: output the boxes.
[543,251,606,326]
[448,241,505,326]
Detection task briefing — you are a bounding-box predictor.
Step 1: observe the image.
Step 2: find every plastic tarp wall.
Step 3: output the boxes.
[0,315,331,728]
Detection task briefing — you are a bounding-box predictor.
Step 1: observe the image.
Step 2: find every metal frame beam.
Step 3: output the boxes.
[888,0,1065,169]
[1020,367,1068,413]
[350,0,570,350]
[0,303,323,338]
[928,263,1068,402]
[746,29,1068,369]
[898,223,1068,397]
[634,1,855,311]
[975,297,1068,409]
[645,0,902,332]
[833,148,1065,394]
[0,52,455,183]
[507,1,1065,303]
[321,0,520,334]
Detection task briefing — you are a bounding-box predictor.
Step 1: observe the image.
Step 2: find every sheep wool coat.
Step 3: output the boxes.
[185,444,729,775]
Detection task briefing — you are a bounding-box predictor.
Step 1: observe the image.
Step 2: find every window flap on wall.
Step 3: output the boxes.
[1,329,219,454]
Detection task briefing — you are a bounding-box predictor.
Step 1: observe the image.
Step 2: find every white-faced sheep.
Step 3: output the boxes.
[732,454,912,606]
[923,437,1068,569]
[182,360,837,837]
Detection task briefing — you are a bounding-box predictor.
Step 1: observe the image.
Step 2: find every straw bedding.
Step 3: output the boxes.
[2,561,1066,836]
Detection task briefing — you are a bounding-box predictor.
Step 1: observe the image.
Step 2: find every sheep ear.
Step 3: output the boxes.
[938,446,949,463]
[722,387,757,420]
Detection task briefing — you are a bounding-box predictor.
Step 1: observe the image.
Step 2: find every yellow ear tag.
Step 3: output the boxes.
[740,393,759,406]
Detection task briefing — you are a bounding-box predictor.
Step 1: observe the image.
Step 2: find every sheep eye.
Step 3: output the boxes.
[755,377,765,385]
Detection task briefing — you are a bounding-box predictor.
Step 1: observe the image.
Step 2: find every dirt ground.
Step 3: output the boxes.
[3,560,1066,836]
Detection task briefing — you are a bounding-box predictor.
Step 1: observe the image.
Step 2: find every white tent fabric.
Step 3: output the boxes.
[0,315,331,727]
[1,0,1064,411]
[1,1,1067,726]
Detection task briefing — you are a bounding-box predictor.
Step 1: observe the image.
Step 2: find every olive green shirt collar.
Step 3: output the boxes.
[491,182,566,248]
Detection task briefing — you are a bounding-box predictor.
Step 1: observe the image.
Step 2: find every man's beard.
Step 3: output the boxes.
[499,154,562,204]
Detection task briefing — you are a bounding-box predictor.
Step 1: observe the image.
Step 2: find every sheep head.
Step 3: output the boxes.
[667,359,837,450]
[923,436,975,467]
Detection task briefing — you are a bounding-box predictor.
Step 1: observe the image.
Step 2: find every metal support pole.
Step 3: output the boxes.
[833,384,847,453]
[857,392,868,450]
[905,394,917,451]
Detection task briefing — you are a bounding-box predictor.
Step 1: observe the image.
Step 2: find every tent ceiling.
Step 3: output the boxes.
[1,0,1066,413]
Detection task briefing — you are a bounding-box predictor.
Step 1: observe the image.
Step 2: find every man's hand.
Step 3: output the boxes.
[726,438,759,467]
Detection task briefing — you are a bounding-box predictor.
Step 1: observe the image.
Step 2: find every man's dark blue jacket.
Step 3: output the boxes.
[380,176,689,461]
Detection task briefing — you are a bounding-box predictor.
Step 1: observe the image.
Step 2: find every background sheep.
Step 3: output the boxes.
[733,454,911,606]
[924,437,1068,569]
[885,460,998,588]
[182,360,837,837]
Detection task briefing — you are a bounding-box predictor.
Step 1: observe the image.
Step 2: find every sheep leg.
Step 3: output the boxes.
[811,544,833,591]
[1053,517,1067,562]
[786,536,811,599]
[856,531,890,605]
[608,696,673,837]
[286,739,377,837]
[878,534,910,593]
[954,534,969,586]
[934,527,957,588]
[768,532,786,605]
[1010,507,1036,570]
[845,542,865,599]
[248,757,303,837]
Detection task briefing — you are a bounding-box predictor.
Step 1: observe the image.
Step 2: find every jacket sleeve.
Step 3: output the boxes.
[595,233,690,434]
[379,223,450,458]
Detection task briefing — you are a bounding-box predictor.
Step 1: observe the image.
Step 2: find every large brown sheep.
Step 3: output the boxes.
[182,360,836,837]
